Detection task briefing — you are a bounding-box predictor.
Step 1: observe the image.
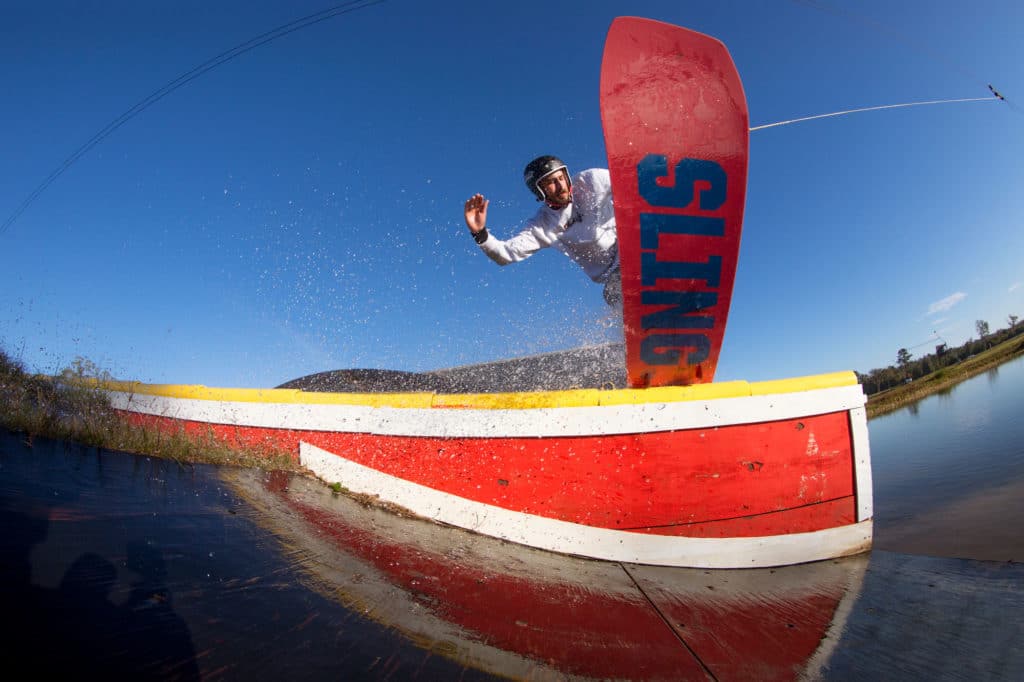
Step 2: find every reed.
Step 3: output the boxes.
[0,350,301,472]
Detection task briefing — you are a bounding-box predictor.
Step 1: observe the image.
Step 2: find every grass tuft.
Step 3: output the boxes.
[0,349,301,473]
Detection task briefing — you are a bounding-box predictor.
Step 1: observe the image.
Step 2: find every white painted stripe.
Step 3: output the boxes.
[849,406,874,522]
[109,384,866,438]
[299,442,873,569]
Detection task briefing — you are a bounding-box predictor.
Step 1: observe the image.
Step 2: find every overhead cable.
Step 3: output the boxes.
[1,0,384,237]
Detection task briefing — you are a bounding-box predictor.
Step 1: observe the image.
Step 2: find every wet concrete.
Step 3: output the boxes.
[2,430,1022,680]
[277,343,629,393]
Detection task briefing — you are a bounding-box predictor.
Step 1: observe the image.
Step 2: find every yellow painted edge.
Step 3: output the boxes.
[95,371,860,409]
[98,379,435,408]
[749,371,859,396]
[597,380,751,405]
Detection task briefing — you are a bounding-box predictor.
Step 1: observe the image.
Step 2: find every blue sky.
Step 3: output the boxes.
[2,0,1022,388]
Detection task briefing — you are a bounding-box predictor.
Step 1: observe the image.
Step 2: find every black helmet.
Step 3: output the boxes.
[523,155,570,202]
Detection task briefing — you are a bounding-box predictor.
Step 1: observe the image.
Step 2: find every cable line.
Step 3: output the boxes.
[750,95,997,132]
[907,336,941,351]
[1,0,384,237]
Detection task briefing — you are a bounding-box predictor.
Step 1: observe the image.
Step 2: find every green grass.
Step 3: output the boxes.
[0,350,301,472]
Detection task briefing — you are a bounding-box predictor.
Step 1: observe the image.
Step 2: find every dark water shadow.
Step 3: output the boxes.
[1,524,199,678]
[0,431,502,680]
[0,479,199,678]
[3,430,1023,680]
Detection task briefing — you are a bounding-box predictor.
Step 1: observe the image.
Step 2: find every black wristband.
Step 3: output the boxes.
[472,227,489,244]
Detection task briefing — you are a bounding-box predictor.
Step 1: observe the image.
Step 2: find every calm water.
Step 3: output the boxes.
[3,432,1023,680]
[868,354,1024,553]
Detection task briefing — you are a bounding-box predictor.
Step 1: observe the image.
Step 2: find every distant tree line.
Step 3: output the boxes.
[857,315,1022,395]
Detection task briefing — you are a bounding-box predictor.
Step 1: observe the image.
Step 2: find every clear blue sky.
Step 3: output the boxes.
[2,0,1022,388]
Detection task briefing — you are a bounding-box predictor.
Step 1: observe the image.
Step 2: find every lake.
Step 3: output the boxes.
[869,354,1024,561]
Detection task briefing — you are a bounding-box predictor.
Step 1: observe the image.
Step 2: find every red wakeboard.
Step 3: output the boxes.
[600,17,749,387]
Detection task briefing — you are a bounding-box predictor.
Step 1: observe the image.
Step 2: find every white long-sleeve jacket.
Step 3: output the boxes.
[477,169,618,283]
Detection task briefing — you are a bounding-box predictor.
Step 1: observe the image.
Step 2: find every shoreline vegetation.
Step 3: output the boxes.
[3,335,1023,469]
[864,333,1024,419]
[0,352,301,473]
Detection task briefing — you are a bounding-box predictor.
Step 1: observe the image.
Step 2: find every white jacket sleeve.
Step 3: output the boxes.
[477,223,556,266]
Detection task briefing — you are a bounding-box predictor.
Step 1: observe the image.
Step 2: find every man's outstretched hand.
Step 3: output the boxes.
[464,194,488,234]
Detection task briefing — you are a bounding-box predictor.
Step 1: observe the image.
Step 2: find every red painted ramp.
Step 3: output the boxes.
[600,17,749,387]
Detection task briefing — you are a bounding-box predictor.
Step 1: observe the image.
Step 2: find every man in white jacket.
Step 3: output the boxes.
[463,155,621,307]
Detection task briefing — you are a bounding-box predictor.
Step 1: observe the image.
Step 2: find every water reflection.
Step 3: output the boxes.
[0,437,201,678]
[0,507,199,679]
[230,468,870,681]
[4,430,1024,679]
[870,355,1024,561]
[3,432,876,680]
[0,434,503,679]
